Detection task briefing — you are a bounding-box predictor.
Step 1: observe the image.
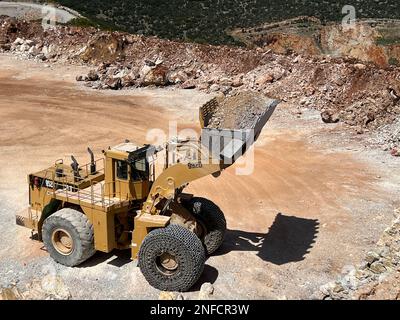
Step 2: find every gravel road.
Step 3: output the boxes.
[0,2,80,23]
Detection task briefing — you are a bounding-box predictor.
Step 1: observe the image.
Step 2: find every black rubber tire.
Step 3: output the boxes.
[42,208,96,267]
[138,224,205,292]
[186,197,227,255]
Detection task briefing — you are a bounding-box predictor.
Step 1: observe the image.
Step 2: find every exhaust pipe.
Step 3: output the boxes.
[71,155,80,181]
[87,147,96,175]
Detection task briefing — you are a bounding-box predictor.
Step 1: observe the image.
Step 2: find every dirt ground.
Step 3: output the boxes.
[0,53,400,299]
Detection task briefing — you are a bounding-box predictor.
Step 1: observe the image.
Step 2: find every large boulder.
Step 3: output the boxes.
[167,69,189,84]
[321,110,340,124]
[198,282,214,300]
[87,69,99,81]
[256,73,274,86]
[13,37,24,45]
[121,72,138,87]
[141,64,168,86]
[28,45,41,56]
[104,77,122,90]
[80,33,125,64]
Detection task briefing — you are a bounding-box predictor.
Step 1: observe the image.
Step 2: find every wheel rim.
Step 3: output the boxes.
[156,252,179,275]
[51,228,74,255]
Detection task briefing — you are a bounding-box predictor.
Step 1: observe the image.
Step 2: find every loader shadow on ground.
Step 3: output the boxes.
[78,213,318,270]
[191,265,219,291]
[216,213,320,265]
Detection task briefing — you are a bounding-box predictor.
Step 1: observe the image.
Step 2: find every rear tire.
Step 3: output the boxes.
[138,224,205,292]
[42,208,95,267]
[185,197,226,255]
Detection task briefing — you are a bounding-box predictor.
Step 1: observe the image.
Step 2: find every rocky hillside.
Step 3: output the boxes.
[6,2,400,67]
[1,16,400,153]
[230,17,400,68]
[37,0,400,45]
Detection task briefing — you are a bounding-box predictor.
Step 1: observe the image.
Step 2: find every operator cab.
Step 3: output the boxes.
[103,142,157,201]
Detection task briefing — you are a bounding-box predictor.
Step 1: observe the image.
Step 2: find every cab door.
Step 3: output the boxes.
[115,160,130,200]
[129,158,151,200]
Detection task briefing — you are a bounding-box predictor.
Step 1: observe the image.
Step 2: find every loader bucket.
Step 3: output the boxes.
[200,92,279,165]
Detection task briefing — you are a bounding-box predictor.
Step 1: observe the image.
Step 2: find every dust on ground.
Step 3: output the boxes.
[0,54,400,299]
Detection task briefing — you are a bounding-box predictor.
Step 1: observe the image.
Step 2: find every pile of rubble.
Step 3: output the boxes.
[0,275,71,300]
[370,119,400,155]
[386,121,400,154]
[314,209,400,300]
[7,37,59,62]
[1,16,400,144]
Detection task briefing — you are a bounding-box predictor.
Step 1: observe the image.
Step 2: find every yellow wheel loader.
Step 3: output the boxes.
[16,93,278,292]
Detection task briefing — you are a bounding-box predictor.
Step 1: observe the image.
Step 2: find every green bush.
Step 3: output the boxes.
[65,18,97,28]
[389,57,399,66]
[376,37,400,46]
[53,0,400,45]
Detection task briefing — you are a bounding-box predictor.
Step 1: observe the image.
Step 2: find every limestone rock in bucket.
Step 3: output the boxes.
[198,282,214,300]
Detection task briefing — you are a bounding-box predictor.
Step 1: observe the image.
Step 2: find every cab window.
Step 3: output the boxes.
[116,160,128,180]
[130,158,149,181]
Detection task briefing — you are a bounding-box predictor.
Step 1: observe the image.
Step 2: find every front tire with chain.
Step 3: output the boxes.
[138,224,205,292]
[185,197,226,255]
[42,208,96,267]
